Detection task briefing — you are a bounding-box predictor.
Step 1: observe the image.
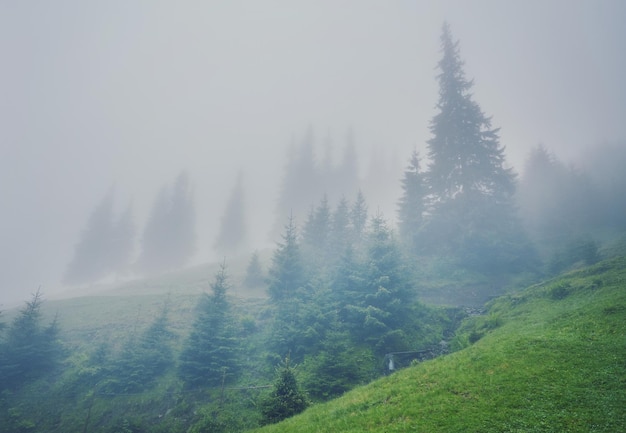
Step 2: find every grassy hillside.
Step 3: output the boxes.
[253,257,626,432]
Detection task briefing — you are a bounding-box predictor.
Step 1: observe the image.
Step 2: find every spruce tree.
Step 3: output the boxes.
[423,23,533,272]
[0,289,62,391]
[349,191,368,249]
[267,215,306,302]
[243,250,265,289]
[63,190,115,285]
[427,23,515,209]
[179,262,240,388]
[139,171,196,274]
[397,149,425,248]
[260,355,309,425]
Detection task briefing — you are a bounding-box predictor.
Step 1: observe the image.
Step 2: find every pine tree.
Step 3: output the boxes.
[427,23,515,209]
[139,171,196,274]
[422,23,533,272]
[267,215,305,302]
[0,289,62,391]
[214,172,247,256]
[272,129,320,238]
[302,195,332,269]
[63,190,115,285]
[397,149,425,247]
[349,191,368,248]
[328,196,352,261]
[179,261,240,388]
[243,250,265,289]
[260,355,309,425]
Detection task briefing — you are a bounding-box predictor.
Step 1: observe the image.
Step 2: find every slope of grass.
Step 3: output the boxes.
[253,257,626,432]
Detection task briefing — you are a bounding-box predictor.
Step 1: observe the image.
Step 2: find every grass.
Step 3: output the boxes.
[252,257,626,432]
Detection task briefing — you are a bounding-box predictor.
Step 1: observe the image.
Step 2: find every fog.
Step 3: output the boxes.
[1,0,625,305]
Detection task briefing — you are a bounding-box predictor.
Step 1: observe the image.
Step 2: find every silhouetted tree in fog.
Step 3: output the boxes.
[138,171,196,274]
[421,23,534,272]
[214,172,247,256]
[272,129,319,239]
[243,250,265,289]
[349,190,368,248]
[397,149,425,250]
[302,195,332,269]
[63,191,115,285]
[267,215,306,303]
[0,289,62,391]
[64,190,135,285]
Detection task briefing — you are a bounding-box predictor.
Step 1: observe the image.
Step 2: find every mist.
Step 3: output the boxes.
[2,0,626,306]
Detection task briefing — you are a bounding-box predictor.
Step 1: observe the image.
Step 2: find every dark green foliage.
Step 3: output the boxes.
[349,191,368,248]
[260,356,309,425]
[0,289,62,391]
[267,215,306,302]
[328,196,352,261]
[301,331,376,401]
[179,262,240,388]
[397,149,425,250]
[341,214,416,354]
[302,194,332,269]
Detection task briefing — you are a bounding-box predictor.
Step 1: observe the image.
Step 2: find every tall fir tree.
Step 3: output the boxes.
[267,215,306,302]
[422,23,534,272]
[427,23,515,209]
[63,190,115,285]
[260,355,309,425]
[179,261,240,388]
[0,289,62,391]
[302,195,332,269]
[243,250,265,289]
[397,149,425,248]
[139,171,196,274]
[349,191,368,249]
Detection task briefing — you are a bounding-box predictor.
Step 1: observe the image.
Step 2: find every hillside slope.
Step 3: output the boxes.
[254,257,626,432]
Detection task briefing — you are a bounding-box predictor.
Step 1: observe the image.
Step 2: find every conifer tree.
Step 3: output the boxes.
[139,171,196,274]
[427,23,515,209]
[260,355,309,425]
[329,196,351,261]
[397,149,425,247]
[267,215,305,302]
[0,289,62,391]
[179,262,240,387]
[302,195,332,269]
[349,191,368,248]
[63,190,115,285]
[243,250,265,289]
[422,23,533,271]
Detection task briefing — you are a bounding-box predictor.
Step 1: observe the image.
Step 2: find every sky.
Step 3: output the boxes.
[1,0,625,305]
